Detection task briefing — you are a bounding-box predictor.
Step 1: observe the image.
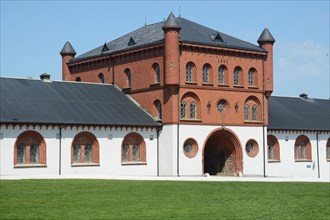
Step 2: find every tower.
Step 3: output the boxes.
[258,28,275,98]
[60,41,76,81]
[162,12,181,90]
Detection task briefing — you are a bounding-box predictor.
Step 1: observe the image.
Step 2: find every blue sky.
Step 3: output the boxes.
[1,1,329,99]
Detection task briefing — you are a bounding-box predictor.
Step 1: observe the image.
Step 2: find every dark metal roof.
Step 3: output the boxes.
[268,96,330,131]
[257,28,275,44]
[71,14,266,62]
[0,77,160,127]
[60,41,76,56]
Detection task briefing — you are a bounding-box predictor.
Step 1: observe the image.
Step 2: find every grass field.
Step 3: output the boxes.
[0,179,329,219]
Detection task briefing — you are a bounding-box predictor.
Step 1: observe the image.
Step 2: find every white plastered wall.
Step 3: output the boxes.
[159,124,266,176]
[266,131,330,179]
[0,125,158,177]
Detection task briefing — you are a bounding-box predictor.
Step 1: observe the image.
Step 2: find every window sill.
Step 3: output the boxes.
[202,82,214,86]
[268,160,281,163]
[180,118,202,122]
[233,85,244,88]
[121,162,147,166]
[244,120,263,124]
[218,84,229,87]
[185,81,197,85]
[71,163,100,167]
[150,83,160,87]
[14,164,47,168]
[248,86,259,89]
[294,159,312,162]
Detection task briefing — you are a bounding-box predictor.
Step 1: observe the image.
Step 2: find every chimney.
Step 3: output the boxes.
[299,93,308,99]
[40,73,51,82]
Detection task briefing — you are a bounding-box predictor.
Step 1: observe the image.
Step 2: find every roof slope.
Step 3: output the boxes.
[72,16,265,62]
[268,96,330,131]
[0,77,159,127]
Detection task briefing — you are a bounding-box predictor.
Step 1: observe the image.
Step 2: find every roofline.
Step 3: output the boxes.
[0,121,161,128]
[267,128,330,132]
[68,38,266,65]
[69,40,164,65]
[180,40,267,53]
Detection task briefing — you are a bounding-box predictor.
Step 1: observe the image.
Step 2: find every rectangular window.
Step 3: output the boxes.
[155,65,160,83]
[17,144,26,164]
[73,145,81,163]
[218,68,224,84]
[190,102,196,119]
[268,145,274,160]
[122,144,129,162]
[30,144,39,164]
[181,102,187,118]
[132,144,140,161]
[85,145,93,163]
[202,66,208,83]
[244,105,249,120]
[295,145,299,159]
[252,105,258,120]
[234,69,239,85]
[248,70,254,86]
[186,65,192,82]
[301,144,306,159]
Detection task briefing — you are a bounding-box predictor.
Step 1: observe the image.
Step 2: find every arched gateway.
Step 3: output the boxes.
[203,128,243,176]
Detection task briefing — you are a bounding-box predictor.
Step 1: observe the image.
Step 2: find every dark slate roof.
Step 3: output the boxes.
[71,14,266,62]
[163,12,179,28]
[60,41,76,56]
[257,28,275,44]
[0,77,160,127]
[268,96,330,131]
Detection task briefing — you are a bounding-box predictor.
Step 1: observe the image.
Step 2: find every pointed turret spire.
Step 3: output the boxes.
[60,41,76,56]
[163,12,180,28]
[257,28,275,44]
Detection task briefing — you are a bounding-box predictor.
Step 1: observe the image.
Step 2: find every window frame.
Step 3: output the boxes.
[124,68,132,88]
[183,138,198,158]
[267,135,280,161]
[245,139,259,158]
[121,132,146,165]
[294,135,312,161]
[180,92,201,121]
[185,62,196,83]
[71,131,99,166]
[233,66,243,86]
[14,130,46,167]
[218,65,228,86]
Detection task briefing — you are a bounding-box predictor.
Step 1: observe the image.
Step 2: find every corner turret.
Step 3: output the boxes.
[60,41,76,81]
[258,28,275,98]
[162,12,181,88]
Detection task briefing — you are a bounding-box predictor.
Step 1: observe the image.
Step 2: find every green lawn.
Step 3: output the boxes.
[0,179,329,219]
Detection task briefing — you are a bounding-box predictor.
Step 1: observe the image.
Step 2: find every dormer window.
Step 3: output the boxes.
[128,37,136,46]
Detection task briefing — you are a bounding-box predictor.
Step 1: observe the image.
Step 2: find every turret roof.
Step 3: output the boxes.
[60,41,76,56]
[257,28,275,44]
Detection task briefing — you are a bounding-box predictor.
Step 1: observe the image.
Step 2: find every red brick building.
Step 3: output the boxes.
[60,12,275,176]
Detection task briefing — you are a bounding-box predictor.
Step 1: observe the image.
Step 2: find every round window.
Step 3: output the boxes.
[184,143,192,153]
[245,139,259,158]
[183,139,198,158]
[217,99,228,113]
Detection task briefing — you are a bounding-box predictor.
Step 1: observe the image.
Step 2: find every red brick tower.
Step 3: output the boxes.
[60,42,76,81]
[258,29,276,98]
[162,12,181,90]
